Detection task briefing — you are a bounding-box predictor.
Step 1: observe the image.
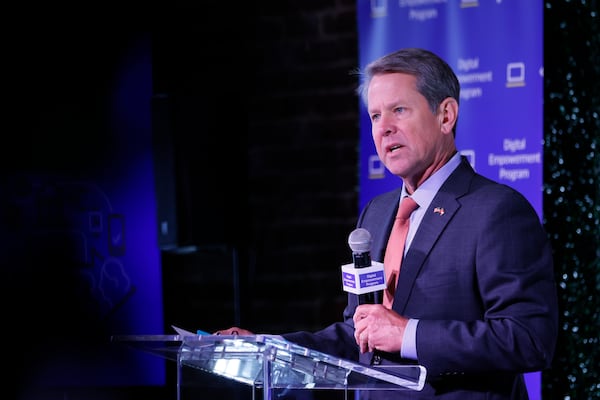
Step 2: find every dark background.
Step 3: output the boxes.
[2,1,598,399]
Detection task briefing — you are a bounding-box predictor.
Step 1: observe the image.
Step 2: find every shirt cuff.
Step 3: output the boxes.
[400,318,419,360]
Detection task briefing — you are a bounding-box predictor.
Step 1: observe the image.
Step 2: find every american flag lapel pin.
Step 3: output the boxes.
[433,207,445,216]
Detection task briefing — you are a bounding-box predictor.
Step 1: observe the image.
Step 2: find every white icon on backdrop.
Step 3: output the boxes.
[368,154,386,179]
[506,62,526,87]
[460,149,476,170]
[371,0,387,18]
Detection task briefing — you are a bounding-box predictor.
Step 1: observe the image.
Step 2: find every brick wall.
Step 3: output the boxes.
[244,1,360,333]
[158,2,361,337]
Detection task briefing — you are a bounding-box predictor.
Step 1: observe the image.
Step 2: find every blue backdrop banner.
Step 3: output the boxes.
[356,1,543,398]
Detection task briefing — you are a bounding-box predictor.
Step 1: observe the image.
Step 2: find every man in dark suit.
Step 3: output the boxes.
[220,48,558,399]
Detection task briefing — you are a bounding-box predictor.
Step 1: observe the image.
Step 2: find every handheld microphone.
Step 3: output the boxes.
[341,228,386,304]
[348,228,372,268]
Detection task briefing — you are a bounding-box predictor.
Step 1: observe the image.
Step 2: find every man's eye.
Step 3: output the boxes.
[395,107,405,114]
[370,114,380,122]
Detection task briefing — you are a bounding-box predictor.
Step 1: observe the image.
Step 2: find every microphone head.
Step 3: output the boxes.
[348,228,372,253]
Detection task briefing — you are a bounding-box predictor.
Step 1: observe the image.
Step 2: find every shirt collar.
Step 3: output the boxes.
[401,152,462,209]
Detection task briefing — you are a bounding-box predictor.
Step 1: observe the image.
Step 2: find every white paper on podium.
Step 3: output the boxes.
[171,325,196,336]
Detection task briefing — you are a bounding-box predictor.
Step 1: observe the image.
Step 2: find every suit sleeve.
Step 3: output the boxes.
[281,320,359,362]
[415,188,558,378]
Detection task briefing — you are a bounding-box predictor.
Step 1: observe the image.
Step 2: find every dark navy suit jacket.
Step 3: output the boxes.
[283,157,558,399]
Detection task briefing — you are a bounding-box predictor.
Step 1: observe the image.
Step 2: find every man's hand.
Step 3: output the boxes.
[353,304,408,353]
[214,327,254,336]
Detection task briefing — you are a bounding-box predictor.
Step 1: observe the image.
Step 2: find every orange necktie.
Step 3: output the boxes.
[383,196,419,308]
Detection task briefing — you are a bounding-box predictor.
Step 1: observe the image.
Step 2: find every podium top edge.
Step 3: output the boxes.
[110,333,283,342]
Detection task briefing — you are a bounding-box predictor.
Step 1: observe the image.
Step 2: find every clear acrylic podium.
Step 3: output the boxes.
[112,333,426,400]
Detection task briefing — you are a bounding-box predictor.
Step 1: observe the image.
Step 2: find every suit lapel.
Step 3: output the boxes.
[392,159,474,314]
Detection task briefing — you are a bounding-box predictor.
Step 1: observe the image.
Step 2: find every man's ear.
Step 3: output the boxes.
[439,97,458,134]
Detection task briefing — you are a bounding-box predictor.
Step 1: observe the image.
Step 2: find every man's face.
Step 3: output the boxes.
[367,72,452,191]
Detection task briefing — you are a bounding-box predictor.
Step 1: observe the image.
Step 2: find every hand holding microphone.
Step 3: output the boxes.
[344,229,407,353]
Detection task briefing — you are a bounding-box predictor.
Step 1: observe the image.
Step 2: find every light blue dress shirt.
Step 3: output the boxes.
[400,152,462,360]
